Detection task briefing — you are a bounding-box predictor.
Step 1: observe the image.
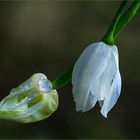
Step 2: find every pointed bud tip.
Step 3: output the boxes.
[100,110,108,118]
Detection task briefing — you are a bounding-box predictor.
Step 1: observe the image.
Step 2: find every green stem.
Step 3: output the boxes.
[52,68,73,90]
[102,1,128,45]
[114,0,140,37]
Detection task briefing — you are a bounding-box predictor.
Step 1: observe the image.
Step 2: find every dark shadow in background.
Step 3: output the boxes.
[0,1,139,139]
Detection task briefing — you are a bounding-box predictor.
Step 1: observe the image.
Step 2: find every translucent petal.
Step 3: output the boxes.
[100,71,121,118]
[98,100,104,107]
[111,45,119,70]
[39,77,52,93]
[81,92,97,112]
[72,42,111,111]
[100,46,121,117]
[94,46,117,102]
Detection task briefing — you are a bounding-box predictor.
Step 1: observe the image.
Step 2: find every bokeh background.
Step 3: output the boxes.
[0,1,140,139]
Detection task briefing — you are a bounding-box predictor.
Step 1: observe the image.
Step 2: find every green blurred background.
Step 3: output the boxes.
[0,1,140,139]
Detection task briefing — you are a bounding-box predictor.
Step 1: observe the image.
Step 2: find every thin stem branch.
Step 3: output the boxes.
[52,68,73,90]
[114,0,140,37]
[102,1,128,45]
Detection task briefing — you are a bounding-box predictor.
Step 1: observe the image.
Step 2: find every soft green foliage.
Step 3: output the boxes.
[0,73,58,123]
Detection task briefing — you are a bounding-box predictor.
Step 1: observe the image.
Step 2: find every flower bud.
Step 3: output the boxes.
[0,73,58,123]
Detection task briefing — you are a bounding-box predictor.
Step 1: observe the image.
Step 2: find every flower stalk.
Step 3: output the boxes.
[102,0,128,45]
[52,68,73,90]
[114,0,140,37]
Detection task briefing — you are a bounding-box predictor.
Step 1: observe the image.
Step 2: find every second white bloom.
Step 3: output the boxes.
[72,41,121,118]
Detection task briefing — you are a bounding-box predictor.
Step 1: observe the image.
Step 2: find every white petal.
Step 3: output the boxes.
[101,47,118,100]
[99,100,104,107]
[81,92,97,112]
[100,46,121,117]
[111,45,119,68]
[72,42,111,111]
[39,78,52,93]
[89,44,117,105]
[100,71,121,118]
[91,54,116,101]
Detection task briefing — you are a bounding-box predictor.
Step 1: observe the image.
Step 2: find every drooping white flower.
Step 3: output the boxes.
[72,41,121,118]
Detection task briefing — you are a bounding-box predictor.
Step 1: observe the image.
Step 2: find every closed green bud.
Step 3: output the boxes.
[0,73,58,123]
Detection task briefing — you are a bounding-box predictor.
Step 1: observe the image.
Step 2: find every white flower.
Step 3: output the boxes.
[72,41,121,118]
